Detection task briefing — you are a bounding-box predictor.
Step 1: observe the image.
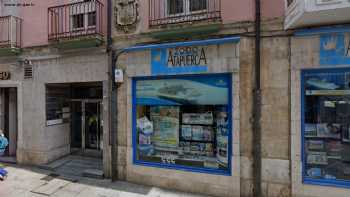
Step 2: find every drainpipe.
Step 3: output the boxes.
[107,0,118,181]
[253,0,262,196]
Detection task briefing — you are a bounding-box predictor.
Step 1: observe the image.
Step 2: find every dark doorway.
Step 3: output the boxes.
[0,87,17,161]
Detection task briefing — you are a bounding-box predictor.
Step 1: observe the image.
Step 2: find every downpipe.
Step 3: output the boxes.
[253,0,262,196]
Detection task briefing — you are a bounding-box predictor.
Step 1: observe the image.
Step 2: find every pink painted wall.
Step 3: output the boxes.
[20,0,107,48]
[139,0,285,33]
[261,0,285,19]
[18,0,285,47]
[221,0,255,24]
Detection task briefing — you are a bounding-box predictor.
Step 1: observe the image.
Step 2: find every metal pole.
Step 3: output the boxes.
[106,0,118,181]
[253,0,262,196]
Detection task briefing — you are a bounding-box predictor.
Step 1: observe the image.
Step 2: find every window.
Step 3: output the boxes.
[72,13,84,29]
[133,74,232,175]
[302,68,350,187]
[190,0,207,12]
[87,11,96,27]
[71,11,96,30]
[46,85,70,126]
[167,0,207,15]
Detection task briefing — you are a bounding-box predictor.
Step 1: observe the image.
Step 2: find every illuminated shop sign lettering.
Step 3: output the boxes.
[167,47,207,67]
[0,72,10,80]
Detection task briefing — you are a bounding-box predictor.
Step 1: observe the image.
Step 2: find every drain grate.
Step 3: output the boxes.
[40,173,60,182]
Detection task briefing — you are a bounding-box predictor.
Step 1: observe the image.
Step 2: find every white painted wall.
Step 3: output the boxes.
[285,0,350,29]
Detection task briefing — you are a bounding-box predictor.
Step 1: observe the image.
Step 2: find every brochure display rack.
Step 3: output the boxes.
[302,68,350,184]
[133,74,232,174]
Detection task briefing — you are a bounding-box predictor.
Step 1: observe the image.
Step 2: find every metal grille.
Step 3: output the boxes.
[48,0,104,41]
[0,16,22,48]
[149,0,221,26]
[24,65,33,79]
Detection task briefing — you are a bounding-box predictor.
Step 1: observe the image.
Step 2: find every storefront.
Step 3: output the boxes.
[116,37,241,197]
[291,27,350,196]
[133,73,232,175]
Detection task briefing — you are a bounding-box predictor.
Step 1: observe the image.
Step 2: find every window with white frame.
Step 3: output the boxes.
[70,0,97,31]
[167,0,207,15]
[71,11,96,30]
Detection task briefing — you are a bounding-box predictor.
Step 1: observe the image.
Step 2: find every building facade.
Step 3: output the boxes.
[111,0,289,197]
[286,0,350,197]
[2,0,350,197]
[0,0,112,174]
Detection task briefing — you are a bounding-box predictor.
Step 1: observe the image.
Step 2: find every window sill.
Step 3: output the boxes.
[304,177,350,189]
[134,160,231,176]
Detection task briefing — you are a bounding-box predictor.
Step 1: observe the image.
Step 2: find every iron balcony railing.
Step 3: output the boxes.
[149,0,221,26]
[48,0,104,41]
[0,16,22,48]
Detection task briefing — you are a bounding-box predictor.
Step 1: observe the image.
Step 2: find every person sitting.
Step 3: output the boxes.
[0,130,8,156]
[0,130,8,180]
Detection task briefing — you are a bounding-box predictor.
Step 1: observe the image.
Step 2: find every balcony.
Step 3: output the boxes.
[0,16,22,55]
[48,0,104,49]
[285,0,350,29]
[149,0,221,27]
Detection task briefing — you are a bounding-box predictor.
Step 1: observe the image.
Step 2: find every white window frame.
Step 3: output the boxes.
[166,0,208,17]
[70,1,97,32]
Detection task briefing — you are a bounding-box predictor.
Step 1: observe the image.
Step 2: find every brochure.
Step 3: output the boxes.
[305,123,317,136]
[152,116,179,148]
[181,125,192,140]
[316,123,341,139]
[307,140,325,150]
[192,126,204,141]
[307,151,328,165]
[139,133,151,145]
[182,112,213,125]
[137,116,153,135]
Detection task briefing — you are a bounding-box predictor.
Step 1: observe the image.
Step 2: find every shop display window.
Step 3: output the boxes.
[302,68,350,187]
[132,74,232,175]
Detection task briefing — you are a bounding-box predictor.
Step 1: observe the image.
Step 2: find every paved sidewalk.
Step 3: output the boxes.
[0,163,211,197]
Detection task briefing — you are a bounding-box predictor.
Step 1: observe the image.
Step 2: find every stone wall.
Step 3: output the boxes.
[117,42,241,197]
[239,36,291,197]
[290,34,350,197]
[16,49,109,165]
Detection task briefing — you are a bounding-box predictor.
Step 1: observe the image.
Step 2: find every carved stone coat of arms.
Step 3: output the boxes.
[115,0,138,32]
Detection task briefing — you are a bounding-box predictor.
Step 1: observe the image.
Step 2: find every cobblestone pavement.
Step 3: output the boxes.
[0,164,211,197]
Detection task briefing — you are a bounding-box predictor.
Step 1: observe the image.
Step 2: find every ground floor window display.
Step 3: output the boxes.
[133,74,232,175]
[302,68,350,186]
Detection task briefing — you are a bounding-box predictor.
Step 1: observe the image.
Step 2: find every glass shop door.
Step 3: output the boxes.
[71,100,102,154]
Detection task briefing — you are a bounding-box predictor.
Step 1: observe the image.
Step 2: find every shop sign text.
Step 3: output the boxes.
[320,33,350,65]
[151,46,208,75]
[0,72,10,80]
[167,47,207,67]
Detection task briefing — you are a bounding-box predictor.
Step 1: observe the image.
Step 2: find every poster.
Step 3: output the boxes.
[136,76,229,105]
[150,106,180,149]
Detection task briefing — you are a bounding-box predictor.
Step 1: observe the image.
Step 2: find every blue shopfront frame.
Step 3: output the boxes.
[132,73,233,176]
[301,67,350,188]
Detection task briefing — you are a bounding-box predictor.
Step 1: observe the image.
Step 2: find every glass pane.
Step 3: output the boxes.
[71,102,82,148]
[303,70,350,181]
[85,103,99,149]
[135,75,231,173]
[167,0,184,15]
[88,12,96,27]
[190,0,207,12]
[72,14,84,29]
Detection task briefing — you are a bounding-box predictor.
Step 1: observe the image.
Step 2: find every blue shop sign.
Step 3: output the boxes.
[123,37,240,76]
[320,33,350,66]
[151,46,208,75]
